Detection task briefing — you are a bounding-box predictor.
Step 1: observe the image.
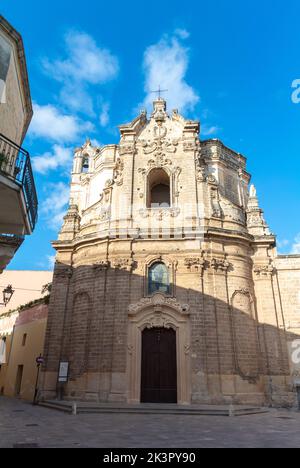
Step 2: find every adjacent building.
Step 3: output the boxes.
[40,99,300,407]
[0,270,53,400]
[0,15,38,273]
[1,301,48,400]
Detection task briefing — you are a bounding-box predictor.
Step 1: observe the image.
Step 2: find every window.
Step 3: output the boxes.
[0,36,12,104]
[15,365,23,396]
[22,334,27,347]
[147,169,171,208]
[148,262,170,295]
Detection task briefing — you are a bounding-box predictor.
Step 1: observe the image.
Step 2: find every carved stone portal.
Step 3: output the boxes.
[127,293,191,404]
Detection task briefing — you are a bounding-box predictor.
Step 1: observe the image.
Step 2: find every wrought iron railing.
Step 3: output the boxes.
[0,133,38,231]
[0,233,24,248]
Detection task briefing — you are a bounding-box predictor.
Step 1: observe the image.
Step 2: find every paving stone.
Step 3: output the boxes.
[1,396,300,448]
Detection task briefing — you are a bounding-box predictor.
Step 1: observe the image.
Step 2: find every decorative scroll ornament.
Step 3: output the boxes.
[128,293,190,316]
[142,139,178,154]
[143,315,176,330]
[141,121,179,169]
[148,154,173,168]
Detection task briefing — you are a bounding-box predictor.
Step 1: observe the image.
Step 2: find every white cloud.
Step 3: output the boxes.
[32,144,73,175]
[174,28,190,40]
[59,85,95,116]
[43,31,119,85]
[277,239,290,249]
[201,125,220,137]
[91,138,102,148]
[47,255,56,269]
[29,103,94,143]
[291,234,300,254]
[41,182,70,231]
[142,31,199,113]
[99,103,110,127]
[42,30,119,115]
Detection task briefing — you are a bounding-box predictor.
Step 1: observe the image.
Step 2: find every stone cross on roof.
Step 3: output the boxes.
[151,85,168,100]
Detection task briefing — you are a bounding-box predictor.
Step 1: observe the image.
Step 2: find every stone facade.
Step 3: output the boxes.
[40,99,300,407]
[0,15,32,145]
[0,270,53,397]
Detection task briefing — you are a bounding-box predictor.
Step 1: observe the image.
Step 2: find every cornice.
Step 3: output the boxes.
[201,138,247,165]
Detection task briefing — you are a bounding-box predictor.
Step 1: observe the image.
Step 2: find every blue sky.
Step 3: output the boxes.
[2,0,300,270]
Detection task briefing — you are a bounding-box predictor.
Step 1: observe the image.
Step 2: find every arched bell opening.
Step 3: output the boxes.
[147,168,171,208]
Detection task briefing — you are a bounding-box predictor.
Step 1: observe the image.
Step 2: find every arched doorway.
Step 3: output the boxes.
[127,293,191,405]
[141,327,177,403]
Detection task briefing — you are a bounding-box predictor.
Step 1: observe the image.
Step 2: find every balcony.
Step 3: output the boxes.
[0,133,38,234]
[0,234,24,272]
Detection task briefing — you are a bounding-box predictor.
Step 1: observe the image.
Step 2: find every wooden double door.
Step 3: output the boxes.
[141,327,177,404]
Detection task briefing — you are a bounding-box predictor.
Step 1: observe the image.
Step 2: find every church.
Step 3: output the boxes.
[40,98,300,407]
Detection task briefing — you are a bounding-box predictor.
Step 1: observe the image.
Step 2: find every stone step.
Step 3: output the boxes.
[39,401,268,417]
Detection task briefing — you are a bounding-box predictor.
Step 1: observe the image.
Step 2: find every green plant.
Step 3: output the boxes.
[41,282,52,295]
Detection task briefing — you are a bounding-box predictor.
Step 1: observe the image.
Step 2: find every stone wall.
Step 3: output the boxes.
[0,28,27,145]
[40,100,300,407]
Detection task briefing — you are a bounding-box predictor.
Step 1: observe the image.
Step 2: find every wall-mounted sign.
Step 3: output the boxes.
[287,340,300,384]
[58,361,69,383]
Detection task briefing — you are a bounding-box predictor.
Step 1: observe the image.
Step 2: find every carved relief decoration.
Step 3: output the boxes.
[210,258,231,272]
[184,257,208,274]
[119,144,136,156]
[173,166,182,198]
[141,121,179,169]
[143,315,176,330]
[128,293,190,316]
[253,263,276,278]
[139,207,180,220]
[112,258,135,271]
[210,187,223,219]
[113,158,124,186]
[183,140,199,152]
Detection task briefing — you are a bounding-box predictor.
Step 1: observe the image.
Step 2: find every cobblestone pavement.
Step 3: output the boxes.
[0,397,300,448]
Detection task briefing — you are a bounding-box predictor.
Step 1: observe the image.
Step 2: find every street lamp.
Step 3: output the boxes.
[0,285,14,307]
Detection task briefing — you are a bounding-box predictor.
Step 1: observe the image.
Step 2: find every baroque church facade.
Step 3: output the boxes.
[41,99,300,406]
